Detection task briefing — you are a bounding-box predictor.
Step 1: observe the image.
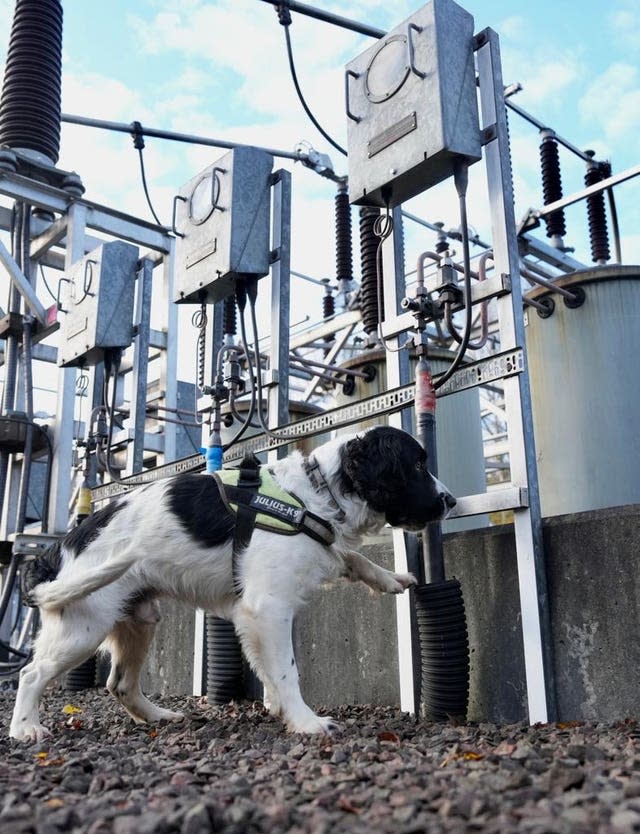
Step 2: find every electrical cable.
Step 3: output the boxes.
[101,348,127,484]
[374,208,409,354]
[275,4,347,157]
[433,163,474,391]
[221,283,260,451]
[130,121,163,226]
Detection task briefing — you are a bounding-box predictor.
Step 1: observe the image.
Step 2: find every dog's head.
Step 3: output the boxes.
[338,426,456,530]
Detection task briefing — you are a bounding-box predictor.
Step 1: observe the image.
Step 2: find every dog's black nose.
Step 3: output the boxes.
[442,492,457,510]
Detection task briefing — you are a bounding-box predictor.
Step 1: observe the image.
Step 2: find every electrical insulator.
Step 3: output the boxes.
[223,294,237,337]
[539,131,566,241]
[335,187,353,291]
[359,206,382,336]
[584,152,610,265]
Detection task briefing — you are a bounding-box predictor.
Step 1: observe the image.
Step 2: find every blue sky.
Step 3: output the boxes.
[1,0,639,306]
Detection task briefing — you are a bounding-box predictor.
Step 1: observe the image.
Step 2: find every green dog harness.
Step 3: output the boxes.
[213,454,335,592]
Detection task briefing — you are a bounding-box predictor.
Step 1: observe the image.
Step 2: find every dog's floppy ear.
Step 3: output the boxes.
[339,432,402,512]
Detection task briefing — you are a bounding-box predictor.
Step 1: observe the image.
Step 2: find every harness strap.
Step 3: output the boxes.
[231,454,262,593]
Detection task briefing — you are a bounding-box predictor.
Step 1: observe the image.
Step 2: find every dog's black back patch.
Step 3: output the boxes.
[167,474,235,548]
[64,500,125,558]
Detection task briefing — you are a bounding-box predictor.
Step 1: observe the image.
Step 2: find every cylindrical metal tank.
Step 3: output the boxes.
[221,400,329,460]
[525,266,640,517]
[336,348,487,532]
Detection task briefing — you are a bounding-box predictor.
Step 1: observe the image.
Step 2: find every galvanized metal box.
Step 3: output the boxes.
[345,0,481,208]
[58,240,139,367]
[173,147,273,304]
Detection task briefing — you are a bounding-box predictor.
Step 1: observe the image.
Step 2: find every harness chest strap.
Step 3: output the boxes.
[212,456,336,592]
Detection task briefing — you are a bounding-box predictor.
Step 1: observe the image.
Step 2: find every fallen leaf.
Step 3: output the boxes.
[37,757,65,768]
[493,741,517,756]
[62,704,82,715]
[336,796,360,814]
[35,752,48,760]
[556,721,584,729]
[440,749,484,767]
[44,799,65,809]
[378,731,400,743]
[148,729,158,738]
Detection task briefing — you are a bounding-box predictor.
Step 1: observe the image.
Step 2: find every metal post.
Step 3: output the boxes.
[126,258,154,475]
[159,243,178,463]
[476,28,557,723]
[47,202,85,533]
[381,207,423,715]
[268,169,292,461]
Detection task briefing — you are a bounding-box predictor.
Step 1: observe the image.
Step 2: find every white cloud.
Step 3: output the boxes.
[578,63,640,146]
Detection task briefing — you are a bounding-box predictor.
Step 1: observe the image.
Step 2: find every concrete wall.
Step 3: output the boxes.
[143,505,640,723]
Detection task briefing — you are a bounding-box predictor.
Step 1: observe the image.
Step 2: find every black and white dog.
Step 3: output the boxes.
[10,426,455,741]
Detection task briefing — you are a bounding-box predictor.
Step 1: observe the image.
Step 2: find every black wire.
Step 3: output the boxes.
[281,21,347,157]
[39,264,58,303]
[433,164,473,391]
[136,146,163,226]
[221,285,259,451]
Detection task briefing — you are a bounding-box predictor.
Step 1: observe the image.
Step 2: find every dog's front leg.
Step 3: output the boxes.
[342,550,416,594]
[234,600,337,735]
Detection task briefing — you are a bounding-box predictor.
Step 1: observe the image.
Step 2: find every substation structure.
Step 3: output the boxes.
[0,0,639,722]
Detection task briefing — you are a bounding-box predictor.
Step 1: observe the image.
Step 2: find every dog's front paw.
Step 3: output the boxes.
[287,712,339,735]
[390,571,417,592]
[374,570,417,594]
[10,719,51,742]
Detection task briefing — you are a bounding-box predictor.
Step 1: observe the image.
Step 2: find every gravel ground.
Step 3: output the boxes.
[1,688,639,833]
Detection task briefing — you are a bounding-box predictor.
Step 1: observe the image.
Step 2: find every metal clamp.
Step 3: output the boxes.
[407,23,426,79]
[345,69,362,122]
[75,259,97,305]
[171,194,187,238]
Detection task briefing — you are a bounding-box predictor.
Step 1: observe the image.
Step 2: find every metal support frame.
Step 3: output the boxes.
[375,28,556,725]
[126,258,154,476]
[0,171,179,535]
[267,170,292,461]
[476,28,556,724]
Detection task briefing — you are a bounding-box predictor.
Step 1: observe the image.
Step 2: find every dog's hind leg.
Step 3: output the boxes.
[10,607,112,741]
[103,613,183,725]
[234,600,337,734]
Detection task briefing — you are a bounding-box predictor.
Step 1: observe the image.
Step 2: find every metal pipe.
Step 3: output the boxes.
[506,99,593,163]
[534,163,640,220]
[61,113,305,162]
[520,266,579,301]
[291,353,371,379]
[257,0,384,38]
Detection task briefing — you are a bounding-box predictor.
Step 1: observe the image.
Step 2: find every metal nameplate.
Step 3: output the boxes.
[368,112,417,158]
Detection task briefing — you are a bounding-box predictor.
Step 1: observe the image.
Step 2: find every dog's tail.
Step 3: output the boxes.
[30,549,138,612]
[21,540,63,607]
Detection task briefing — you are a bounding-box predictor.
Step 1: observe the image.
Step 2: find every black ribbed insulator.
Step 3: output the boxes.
[539,136,566,239]
[0,0,63,165]
[65,656,97,692]
[223,294,237,336]
[335,189,353,285]
[414,579,469,721]
[322,289,335,321]
[359,206,382,336]
[584,163,610,264]
[205,615,244,705]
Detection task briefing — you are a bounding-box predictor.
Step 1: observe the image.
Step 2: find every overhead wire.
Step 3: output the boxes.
[275,4,347,157]
[130,121,163,226]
